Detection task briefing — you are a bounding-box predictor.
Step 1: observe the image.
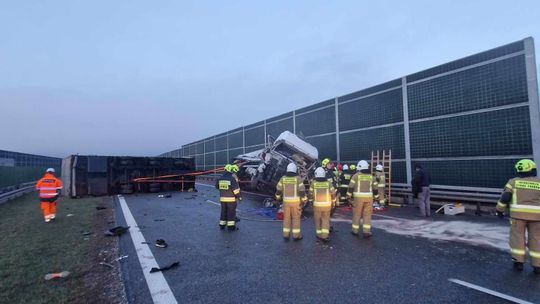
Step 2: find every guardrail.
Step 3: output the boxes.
[198,175,502,205]
[0,182,36,204]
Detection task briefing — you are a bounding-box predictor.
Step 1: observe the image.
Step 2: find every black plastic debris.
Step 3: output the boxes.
[155,239,168,248]
[104,226,130,236]
[96,206,107,210]
[150,261,179,273]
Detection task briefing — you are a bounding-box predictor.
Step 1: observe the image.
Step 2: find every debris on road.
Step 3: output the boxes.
[114,255,129,262]
[104,226,130,236]
[150,261,179,273]
[99,262,114,268]
[155,239,168,248]
[154,219,165,222]
[66,214,74,217]
[44,271,71,280]
[158,194,172,198]
[96,206,107,210]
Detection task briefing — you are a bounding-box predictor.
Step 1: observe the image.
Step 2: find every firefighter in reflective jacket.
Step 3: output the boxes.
[310,167,336,242]
[374,164,386,207]
[36,168,63,223]
[496,159,540,274]
[347,160,377,238]
[216,164,241,231]
[276,163,307,240]
[338,164,352,205]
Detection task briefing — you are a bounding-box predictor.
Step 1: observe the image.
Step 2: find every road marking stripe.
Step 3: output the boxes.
[118,195,178,304]
[448,279,534,304]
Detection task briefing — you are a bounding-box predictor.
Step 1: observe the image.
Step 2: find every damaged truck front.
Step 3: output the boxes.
[234,131,319,195]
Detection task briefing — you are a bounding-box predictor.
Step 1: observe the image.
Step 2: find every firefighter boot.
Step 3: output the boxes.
[514,261,524,271]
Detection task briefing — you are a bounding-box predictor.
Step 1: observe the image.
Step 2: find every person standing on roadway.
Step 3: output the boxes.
[275,163,307,240]
[310,167,336,242]
[412,164,431,217]
[216,164,241,231]
[36,168,63,223]
[347,160,377,238]
[338,164,352,205]
[374,164,386,208]
[496,159,540,274]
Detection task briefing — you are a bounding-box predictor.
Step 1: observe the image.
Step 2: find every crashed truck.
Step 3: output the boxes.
[234,131,319,197]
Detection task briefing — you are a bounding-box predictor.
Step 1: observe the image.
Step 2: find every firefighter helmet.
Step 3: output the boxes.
[375,164,383,171]
[321,158,331,167]
[46,168,55,173]
[230,164,240,173]
[315,167,325,178]
[287,163,297,173]
[350,164,356,171]
[343,164,349,171]
[357,160,369,170]
[515,159,537,173]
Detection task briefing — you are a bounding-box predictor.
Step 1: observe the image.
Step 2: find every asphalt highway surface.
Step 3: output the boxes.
[113,184,540,304]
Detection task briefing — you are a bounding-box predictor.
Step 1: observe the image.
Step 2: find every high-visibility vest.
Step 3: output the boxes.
[374,171,385,188]
[36,173,63,199]
[348,173,374,200]
[216,173,240,203]
[310,180,335,208]
[276,175,306,204]
[497,177,540,221]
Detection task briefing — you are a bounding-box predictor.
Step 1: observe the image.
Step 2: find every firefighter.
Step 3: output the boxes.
[275,163,307,240]
[338,164,352,205]
[374,164,386,208]
[310,167,336,242]
[215,164,241,231]
[496,159,540,274]
[321,158,337,188]
[36,168,63,223]
[347,160,377,238]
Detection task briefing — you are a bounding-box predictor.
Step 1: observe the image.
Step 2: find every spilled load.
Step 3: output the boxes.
[234,131,318,194]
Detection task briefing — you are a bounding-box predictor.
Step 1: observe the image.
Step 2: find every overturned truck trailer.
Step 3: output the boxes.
[61,155,196,197]
[234,131,319,194]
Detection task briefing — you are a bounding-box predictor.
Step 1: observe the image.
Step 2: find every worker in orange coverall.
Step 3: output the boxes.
[36,168,63,223]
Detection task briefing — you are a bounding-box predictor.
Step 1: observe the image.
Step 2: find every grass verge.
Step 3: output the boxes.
[0,193,126,304]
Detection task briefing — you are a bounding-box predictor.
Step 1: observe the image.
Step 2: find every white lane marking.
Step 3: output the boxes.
[118,195,178,304]
[448,279,534,304]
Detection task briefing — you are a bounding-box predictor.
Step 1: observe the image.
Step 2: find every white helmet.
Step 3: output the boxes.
[46,168,55,173]
[342,164,349,171]
[375,164,383,171]
[357,160,369,171]
[314,167,326,178]
[286,163,297,173]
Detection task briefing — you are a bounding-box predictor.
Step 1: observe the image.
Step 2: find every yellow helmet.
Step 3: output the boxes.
[224,164,232,172]
[321,158,331,167]
[515,159,537,173]
[350,164,356,171]
[230,164,240,173]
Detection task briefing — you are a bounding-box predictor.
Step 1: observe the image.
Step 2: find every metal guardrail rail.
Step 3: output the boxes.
[0,182,36,204]
[198,175,502,205]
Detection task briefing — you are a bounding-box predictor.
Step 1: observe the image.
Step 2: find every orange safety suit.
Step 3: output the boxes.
[36,173,63,222]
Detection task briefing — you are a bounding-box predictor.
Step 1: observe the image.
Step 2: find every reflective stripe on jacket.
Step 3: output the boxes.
[36,173,63,199]
[347,173,375,200]
[276,174,306,204]
[496,177,540,221]
[309,179,336,208]
[215,172,240,203]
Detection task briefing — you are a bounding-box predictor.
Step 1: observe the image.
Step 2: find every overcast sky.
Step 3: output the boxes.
[1,1,539,158]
